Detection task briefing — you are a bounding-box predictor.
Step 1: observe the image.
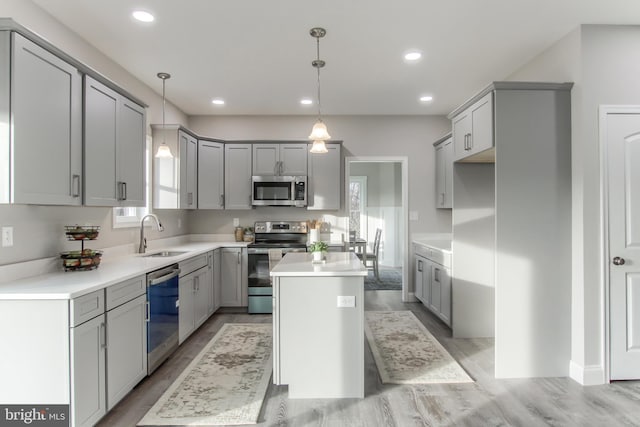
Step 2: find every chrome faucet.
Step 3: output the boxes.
[139,214,164,253]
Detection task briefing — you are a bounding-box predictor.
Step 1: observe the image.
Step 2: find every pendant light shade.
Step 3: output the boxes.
[308,27,330,153]
[308,119,331,140]
[155,72,173,159]
[310,140,329,154]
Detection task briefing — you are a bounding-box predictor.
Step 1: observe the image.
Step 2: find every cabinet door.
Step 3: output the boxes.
[198,140,225,209]
[469,92,494,156]
[206,252,215,315]
[221,248,243,306]
[71,314,106,427]
[224,144,252,209]
[422,259,432,308]
[179,131,198,209]
[414,255,424,302]
[439,267,452,327]
[194,268,210,328]
[253,144,279,175]
[213,249,222,311]
[84,76,118,206]
[178,274,196,344]
[280,144,308,175]
[430,263,442,314]
[11,33,82,205]
[307,143,341,210]
[106,294,147,410]
[117,98,146,207]
[435,138,453,209]
[452,111,471,161]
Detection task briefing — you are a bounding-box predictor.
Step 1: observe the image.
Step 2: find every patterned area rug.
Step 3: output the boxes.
[138,323,272,426]
[364,266,402,291]
[364,311,473,384]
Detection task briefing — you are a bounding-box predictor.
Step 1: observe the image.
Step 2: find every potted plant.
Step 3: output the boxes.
[309,241,328,262]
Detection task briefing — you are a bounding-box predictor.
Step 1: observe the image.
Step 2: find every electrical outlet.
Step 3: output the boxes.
[337,295,355,308]
[2,226,13,247]
[233,218,240,227]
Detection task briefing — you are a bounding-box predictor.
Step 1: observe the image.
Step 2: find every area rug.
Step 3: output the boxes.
[364,311,473,384]
[138,323,272,426]
[364,266,402,291]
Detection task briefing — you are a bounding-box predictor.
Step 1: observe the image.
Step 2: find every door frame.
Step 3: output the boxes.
[599,105,640,383]
[345,156,409,301]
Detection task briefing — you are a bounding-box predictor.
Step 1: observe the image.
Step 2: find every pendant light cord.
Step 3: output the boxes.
[316,36,322,120]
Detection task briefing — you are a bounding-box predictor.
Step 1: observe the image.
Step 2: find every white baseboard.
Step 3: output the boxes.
[569,360,605,385]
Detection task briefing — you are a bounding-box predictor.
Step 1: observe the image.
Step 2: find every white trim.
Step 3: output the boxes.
[598,105,640,384]
[345,156,409,302]
[569,360,605,386]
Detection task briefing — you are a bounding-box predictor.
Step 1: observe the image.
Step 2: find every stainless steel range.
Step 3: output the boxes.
[247,221,308,314]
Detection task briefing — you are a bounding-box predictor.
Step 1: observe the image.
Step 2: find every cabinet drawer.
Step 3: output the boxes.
[179,254,208,277]
[71,289,105,326]
[106,275,146,311]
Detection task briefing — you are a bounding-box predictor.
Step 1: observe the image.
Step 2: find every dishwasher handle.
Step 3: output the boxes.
[148,268,181,286]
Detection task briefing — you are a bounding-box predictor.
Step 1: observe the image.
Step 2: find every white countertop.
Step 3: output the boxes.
[270,252,367,277]
[413,239,452,253]
[0,241,247,300]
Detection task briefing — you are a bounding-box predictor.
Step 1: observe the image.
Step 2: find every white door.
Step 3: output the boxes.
[607,111,640,380]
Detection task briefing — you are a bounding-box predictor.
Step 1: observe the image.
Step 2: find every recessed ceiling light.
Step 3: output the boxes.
[132,10,154,22]
[420,95,434,102]
[404,51,422,61]
[211,98,225,105]
[300,98,313,105]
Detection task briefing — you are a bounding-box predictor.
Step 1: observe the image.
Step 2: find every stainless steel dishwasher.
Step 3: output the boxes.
[146,263,180,374]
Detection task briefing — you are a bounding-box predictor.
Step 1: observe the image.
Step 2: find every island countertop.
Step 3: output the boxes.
[270,252,367,277]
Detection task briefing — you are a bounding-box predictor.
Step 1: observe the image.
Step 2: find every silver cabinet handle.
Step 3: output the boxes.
[237,252,241,265]
[220,194,224,208]
[279,161,284,175]
[187,192,193,206]
[613,257,626,266]
[468,133,473,150]
[145,301,150,322]
[434,267,440,282]
[122,182,127,200]
[440,193,445,205]
[418,260,423,272]
[71,174,80,197]
[100,322,107,349]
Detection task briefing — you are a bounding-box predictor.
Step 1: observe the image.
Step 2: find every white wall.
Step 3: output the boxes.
[0,1,189,265]
[507,24,640,384]
[187,115,452,242]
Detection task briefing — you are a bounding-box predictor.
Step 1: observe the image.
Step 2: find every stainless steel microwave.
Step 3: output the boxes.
[251,176,307,207]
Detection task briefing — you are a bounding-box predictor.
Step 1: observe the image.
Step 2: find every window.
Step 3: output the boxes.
[112,135,152,228]
[349,176,367,239]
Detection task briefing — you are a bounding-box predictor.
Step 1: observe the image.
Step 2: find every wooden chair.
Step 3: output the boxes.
[363,228,382,280]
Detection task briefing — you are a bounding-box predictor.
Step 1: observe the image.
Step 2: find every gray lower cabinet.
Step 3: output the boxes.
[221,247,247,306]
[307,143,341,210]
[198,140,225,209]
[179,254,209,343]
[84,76,146,207]
[224,144,252,209]
[207,250,222,315]
[414,244,451,327]
[0,31,82,205]
[104,275,147,410]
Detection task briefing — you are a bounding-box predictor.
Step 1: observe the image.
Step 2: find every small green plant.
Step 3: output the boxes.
[309,241,328,253]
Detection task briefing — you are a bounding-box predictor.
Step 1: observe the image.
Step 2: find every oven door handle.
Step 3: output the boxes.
[148,269,181,285]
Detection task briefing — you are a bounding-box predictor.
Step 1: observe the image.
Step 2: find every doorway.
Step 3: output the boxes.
[601,106,640,381]
[345,157,409,301]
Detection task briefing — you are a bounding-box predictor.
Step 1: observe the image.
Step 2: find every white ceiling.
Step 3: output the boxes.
[31,0,640,116]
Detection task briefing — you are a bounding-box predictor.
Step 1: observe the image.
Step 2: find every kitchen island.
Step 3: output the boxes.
[271,252,367,398]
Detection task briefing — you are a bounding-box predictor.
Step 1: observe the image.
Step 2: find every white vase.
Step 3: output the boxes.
[312,251,323,262]
[309,229,319,243]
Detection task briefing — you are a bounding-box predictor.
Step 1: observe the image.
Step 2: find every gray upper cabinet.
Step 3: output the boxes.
[252,143,307,176]
[84,76,145,207]
[1,32,82,205]
[179,131,198,209]
[198,139,224,209]
[152,125,198,209]
[452,92,494,162]
[224,144,252,209]
[434,134,453,209]
[307,143,341,210]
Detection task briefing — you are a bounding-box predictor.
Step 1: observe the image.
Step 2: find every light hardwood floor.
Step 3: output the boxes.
[98,291,640,427]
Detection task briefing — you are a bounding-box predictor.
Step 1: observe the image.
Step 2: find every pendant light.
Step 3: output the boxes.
[155,72,173,158]
[309,27,330,154]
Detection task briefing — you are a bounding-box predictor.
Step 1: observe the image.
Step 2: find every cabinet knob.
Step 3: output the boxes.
[613,257,626,266]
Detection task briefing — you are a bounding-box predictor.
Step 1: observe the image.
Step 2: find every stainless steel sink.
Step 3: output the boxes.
[143,251,188,258]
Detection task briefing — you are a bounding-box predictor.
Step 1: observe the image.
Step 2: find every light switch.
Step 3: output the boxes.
[233,218,240,227]
[337,295,355,308]
[409,211,419,221]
